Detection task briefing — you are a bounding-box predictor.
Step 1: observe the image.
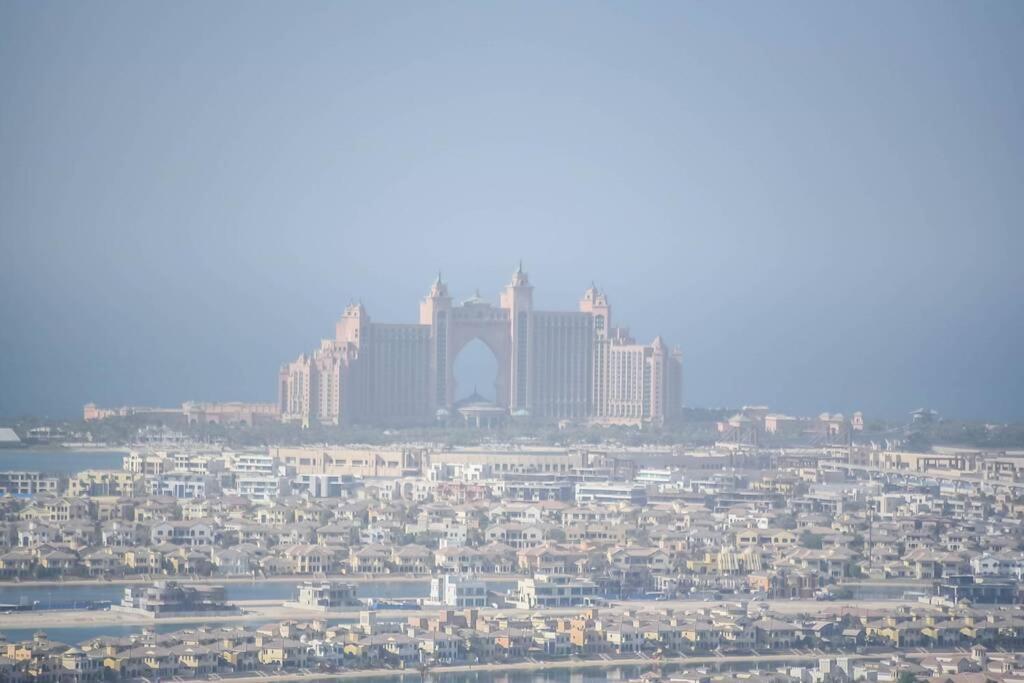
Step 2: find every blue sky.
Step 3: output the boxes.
[1,2,1022,420]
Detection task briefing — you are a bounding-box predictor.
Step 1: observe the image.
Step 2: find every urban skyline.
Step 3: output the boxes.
[3,3,1022,422]
[15,249,1019,426]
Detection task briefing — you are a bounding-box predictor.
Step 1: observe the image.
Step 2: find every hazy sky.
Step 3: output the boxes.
[2,2,1022,421]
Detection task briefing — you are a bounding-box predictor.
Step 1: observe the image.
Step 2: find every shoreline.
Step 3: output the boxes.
[0,601,566,630]
[164,651,913,683]
[0,574,513,589]
[59,445,132,452]
[0,598,916,631]
[0,445,131,454]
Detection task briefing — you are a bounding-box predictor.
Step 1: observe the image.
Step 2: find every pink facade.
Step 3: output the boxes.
[279,266,683,428]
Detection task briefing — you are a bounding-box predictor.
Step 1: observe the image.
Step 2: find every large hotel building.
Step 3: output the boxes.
[279,266,682,428]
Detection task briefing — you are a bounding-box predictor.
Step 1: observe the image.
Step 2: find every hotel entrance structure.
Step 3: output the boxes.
[279,265,682,428]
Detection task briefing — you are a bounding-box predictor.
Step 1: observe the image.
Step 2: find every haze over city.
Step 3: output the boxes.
[8,5,1024,683]
[2,1,1023,421]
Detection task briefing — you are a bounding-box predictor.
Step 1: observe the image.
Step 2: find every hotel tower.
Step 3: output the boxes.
[279,266,682,428]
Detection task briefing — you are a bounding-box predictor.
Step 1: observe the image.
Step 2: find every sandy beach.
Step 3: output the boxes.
[0,597,917,631]
[0,574,455,589]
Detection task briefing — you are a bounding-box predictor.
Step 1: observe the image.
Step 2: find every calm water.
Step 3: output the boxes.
[286,667,678,683]
[290,663,773,683]
[369,670,645,683]
[0,449,125,473]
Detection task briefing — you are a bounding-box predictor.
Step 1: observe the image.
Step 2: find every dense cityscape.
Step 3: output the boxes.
[3,2,1022,683]
[1,402,1024,682]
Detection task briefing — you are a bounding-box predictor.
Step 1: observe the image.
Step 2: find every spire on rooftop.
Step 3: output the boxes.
[509,260,529,287]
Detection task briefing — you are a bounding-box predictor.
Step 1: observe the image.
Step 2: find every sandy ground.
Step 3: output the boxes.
[609,598,918,615]
[0,597,917,631]
[1,601,358,629]
[0,574,478,589]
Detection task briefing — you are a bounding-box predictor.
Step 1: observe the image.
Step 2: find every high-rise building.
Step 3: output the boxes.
[278,266,682,428]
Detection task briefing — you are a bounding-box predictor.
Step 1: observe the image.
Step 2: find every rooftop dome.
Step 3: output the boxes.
[453,389,495,408]
[462,289,488,306]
